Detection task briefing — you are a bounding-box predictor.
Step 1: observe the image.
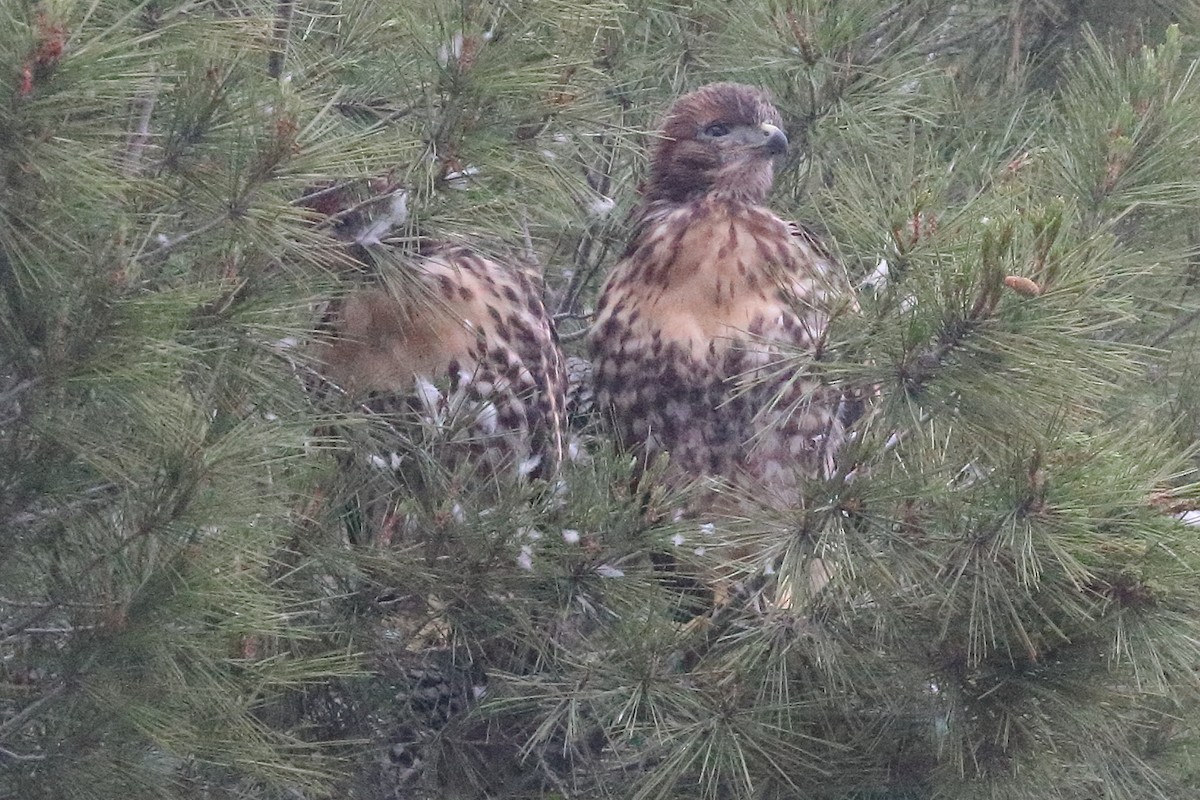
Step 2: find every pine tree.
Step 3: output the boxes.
[6,1,1200,799]
[0,0,395,796]
[299,2,1200,798]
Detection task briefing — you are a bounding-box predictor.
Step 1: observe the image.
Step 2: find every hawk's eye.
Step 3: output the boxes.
[703,123,730,137]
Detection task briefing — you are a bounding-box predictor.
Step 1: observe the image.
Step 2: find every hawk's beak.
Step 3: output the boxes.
[758,123,789,156]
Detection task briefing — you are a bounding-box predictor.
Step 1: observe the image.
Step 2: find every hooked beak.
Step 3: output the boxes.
[758,123,789,156]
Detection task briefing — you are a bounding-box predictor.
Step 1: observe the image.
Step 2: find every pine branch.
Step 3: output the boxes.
[133,214,231,265]
[121,77,159,177]
[267,0,294,80]
[1149,305,1200,348]
[0,683,66,743]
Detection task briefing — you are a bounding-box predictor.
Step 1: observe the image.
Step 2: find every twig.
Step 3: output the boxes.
[557,234,612,319]
[0,377,37,402]
[1007,0,1024,85]
[534,749,577,798]
[0,682,65,742]
[927,18,1007,57]
[551,311,593,323]
[121,76,159,177]
[0,745,45,762]
[5,482,119,528]
[268,0,295,79]
[0,597,113,610]
[519,210,538,271]
[294,182,348,207]
[558,326,592,343]
[0,377,38,425]
[313,191,403,234]
[1149,306,1200,348]
[0,476,198,641]
[0,597,51,608]
[133,213,230,265]
[556,128,622,317]
[332,100,418,122]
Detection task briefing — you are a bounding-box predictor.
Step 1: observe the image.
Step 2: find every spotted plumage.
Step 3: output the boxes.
[314,241,569,790]
[590,83,852,509]
[321,241,567,484]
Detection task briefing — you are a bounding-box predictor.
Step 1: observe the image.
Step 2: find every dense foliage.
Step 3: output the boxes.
[3,1,1200,798]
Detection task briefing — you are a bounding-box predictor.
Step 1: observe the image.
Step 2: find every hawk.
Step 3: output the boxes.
[313,240,568,791]
[320,240,568,488]
[589,82,852,510]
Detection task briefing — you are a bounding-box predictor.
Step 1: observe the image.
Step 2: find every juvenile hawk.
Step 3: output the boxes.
[590,83,851,509]
[321,241,567,486]
[311,239,569,794]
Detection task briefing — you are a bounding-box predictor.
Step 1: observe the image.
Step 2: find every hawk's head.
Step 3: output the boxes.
[646,83,788,205]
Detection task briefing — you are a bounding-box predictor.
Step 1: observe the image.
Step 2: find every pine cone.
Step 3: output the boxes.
[370,649,488,798]
[564,353,597,429]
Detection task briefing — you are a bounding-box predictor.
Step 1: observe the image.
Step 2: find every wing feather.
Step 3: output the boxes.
[322,244,566,481]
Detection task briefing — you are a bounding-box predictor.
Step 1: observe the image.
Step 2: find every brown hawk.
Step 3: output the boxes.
[312,240,568,792]
[589,82,852,511]
[320,240,568,487]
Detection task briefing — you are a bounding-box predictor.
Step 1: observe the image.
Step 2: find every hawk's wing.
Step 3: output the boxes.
[321,243,567,487]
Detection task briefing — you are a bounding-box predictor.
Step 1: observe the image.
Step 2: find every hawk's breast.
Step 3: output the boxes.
[590,196,843,497]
